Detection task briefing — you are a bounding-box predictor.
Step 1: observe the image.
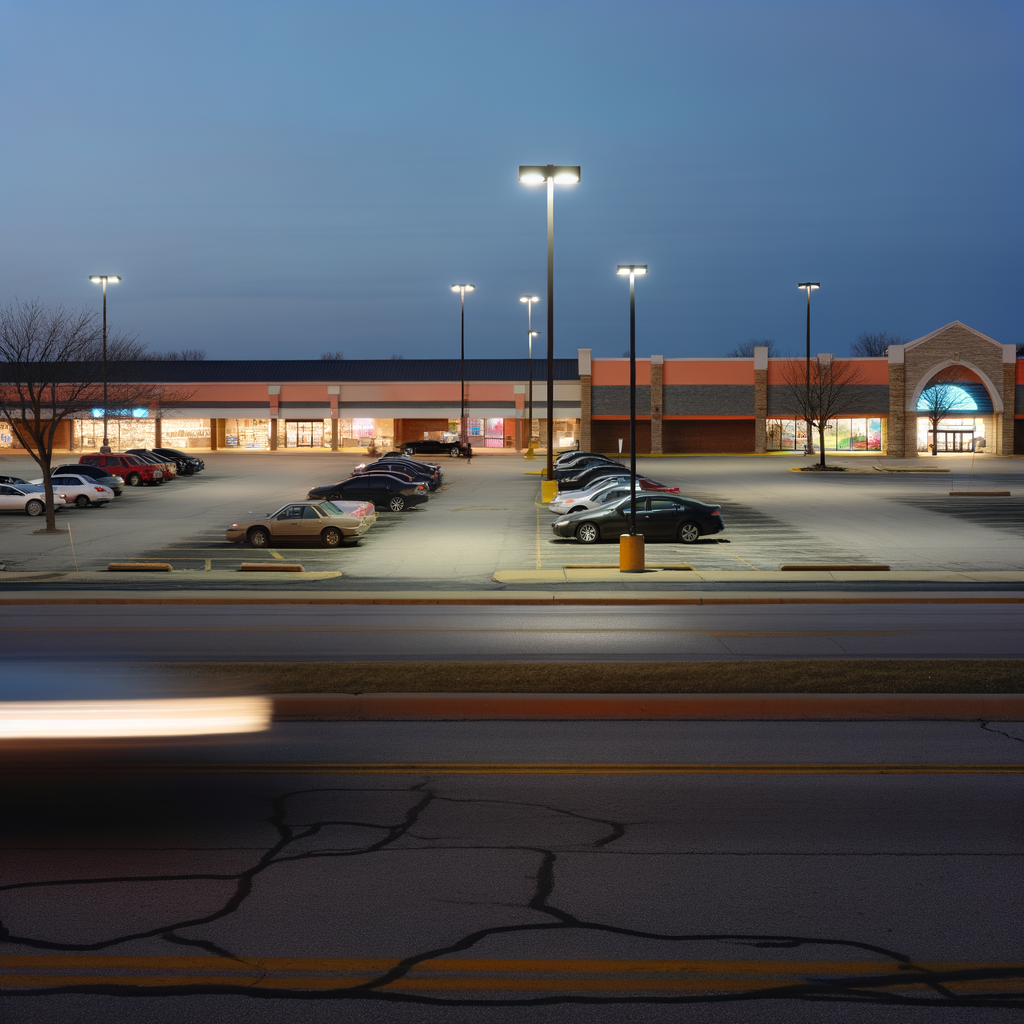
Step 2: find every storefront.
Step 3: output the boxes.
[766,417,883,452]
[225,419,270,448]
[74,411,157,451]
[916,416,986,453]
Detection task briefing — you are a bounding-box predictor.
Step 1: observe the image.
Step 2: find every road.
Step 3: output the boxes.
[3,720,1023,1021]
[3,601,1024,661]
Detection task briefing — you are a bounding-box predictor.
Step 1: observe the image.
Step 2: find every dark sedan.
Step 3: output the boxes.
[360,459,441,490]
[557,462,680,492]
[551,494,724,544]
[153,447,205,474]
[554,456,620,482]
[307,474,429,512]
[402,438,472,458]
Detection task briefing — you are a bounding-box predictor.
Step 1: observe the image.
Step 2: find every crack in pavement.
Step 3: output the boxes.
[2,778,1021,1008]
[981,720,1024,746]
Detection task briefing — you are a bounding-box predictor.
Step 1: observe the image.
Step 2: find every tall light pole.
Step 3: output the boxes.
[617,265,647,571]
[451,284,475,445]
[797,282,820,455]
[520,296,540,453]
[89,275,121,452]
[518,164,580,488]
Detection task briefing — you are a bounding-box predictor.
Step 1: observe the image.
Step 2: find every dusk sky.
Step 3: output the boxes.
[2,1,1020,362]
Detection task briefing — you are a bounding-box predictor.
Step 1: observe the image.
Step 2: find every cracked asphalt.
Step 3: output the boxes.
[3,720,1023,1022]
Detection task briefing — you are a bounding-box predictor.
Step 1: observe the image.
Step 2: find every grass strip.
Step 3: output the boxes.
[161,660,1024,695]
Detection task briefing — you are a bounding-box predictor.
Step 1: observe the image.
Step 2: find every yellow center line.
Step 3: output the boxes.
[269,550,284,560]
[11,763,1023,776]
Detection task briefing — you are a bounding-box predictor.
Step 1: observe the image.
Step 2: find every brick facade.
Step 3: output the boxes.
[650,356,663,454]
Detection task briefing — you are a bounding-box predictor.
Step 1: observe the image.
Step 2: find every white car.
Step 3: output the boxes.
[550,477,632,514]
[31,473,115,508]
[0,483,68,516]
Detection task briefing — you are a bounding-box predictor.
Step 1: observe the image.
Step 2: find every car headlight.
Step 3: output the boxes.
[229,523,238,529]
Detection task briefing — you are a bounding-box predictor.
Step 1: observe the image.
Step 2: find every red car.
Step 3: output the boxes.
[79,453,165,487]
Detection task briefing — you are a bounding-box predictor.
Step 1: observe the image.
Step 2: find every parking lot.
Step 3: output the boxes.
[1,451,1023,587]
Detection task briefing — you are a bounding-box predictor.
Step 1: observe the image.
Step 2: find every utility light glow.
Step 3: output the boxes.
[617,265,648,276]
[518,165,580,185]
[451,284,475,293]
[89,276,121,283]
[0,696,272,739]
[520,296,540,303]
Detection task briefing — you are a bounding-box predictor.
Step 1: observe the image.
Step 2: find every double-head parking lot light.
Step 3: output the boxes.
[616,265,647,553]
[451,285,475,445]
[89,275,121,452]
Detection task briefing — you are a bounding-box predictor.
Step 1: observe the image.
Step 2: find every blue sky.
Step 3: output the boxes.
[1,1,1020,360]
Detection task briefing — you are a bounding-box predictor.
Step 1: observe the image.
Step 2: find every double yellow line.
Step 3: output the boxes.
[2,955,1022,996]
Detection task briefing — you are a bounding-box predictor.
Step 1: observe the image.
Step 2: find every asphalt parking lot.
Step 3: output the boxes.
[0,451,1022,584]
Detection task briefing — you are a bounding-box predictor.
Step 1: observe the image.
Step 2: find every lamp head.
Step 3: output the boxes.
[451,284,475,294]
[520,295,540,304]
[518,165,580,185]
[617,265,648,276]
[89,275,121,284]
[529,331,539,337]
[797,282,820,291]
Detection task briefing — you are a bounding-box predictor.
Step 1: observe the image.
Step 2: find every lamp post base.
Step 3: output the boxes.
[619,533,645,573]
[540,478,558,503]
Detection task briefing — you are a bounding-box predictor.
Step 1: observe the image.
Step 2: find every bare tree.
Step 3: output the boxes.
[851,331,905,357]
[726,338,777,358]
[918,366,976,456]
[0,300,185,531]
[320,350,344,360]
[141,348,206,361]
[776,353,868,468]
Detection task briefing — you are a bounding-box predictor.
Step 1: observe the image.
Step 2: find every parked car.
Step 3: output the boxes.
[226,499,378,548]
[127,449,178,479]
[53,463,124,495]
[79,453,164,487]
[551,494,724,544]
[556,462,679,492]
[549,479,636,515]
[402,438,472,459]
[152,447,205,475]
[554,451,615,472]
[383,451,442,472]
[359,459,441,490]
[0,475,31,485]
[553,455,620,482]
[28,473,114,507]
[307,473,429,512]
[0,483,68,516]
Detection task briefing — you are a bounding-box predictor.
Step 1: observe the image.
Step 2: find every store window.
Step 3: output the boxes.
[224,419,270,448]
[766,418,883,451]
[336,418,394,451]
[160,419,211,449]
[916,416,985,453]
[74,416,157,451]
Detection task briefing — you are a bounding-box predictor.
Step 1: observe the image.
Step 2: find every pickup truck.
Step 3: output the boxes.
[79,453,164,487]
[401,438,473,458]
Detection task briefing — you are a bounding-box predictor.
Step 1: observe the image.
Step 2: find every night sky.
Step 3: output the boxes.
[2,1,1020,361]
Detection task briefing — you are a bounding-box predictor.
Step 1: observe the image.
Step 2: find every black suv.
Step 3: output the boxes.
[402,438,472,458]
[152,447,206,475]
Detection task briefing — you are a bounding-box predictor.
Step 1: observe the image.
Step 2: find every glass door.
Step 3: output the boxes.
[285,421,318,447]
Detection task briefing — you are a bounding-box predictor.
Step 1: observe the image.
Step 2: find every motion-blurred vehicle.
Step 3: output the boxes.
[307,473,429,512]
[402,438,472,458]
[29,472,114,508]
[79,453,164,487]
[152,447,205,475]
[556,461,678,493]
[0,483,68,516]
[0,475,32,485]
[553,455,620,482]
[554,451,614,471]
[53,463,123,495]
[358,459,440,490]
[226,499,378,548]
[551,494,724,544]
[127,449,178,479]
[382,451,442,472]
[549,479,635,515]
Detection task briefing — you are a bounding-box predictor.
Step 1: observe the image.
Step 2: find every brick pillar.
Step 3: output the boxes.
[578,347,592,452]
[1001,346,1017,456]
[269,419,278,451]
[753,347,768,453]
[328,387,339,451]
[209,418,218,451]
[887,345,906,457]
[154,417,162,448]
[650,354,663,454]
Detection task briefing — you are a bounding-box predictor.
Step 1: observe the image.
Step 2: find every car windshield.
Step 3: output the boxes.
[318,501,345,516]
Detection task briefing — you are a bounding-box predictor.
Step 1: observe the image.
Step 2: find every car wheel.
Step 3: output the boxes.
[126,472,142,486]
[449,446,461,458]
[576,522,600,544]
[321,527,342,548]
[25,499,44,517]
[404,447,415,457]
[677,521,701,544]
[388,495,406,512]
[75,494,90,508]
[248,526,271,547]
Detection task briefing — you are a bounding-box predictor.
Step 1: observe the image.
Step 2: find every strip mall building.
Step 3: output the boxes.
[5,321,1021,456]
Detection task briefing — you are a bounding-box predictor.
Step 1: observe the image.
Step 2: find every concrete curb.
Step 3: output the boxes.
[272,692,1024,721]
[1,589,1023,606]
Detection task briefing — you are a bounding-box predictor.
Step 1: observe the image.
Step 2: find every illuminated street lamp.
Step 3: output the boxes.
[797,282,820,455]
[451,284,475,444]
[617,265,647,571]
[89,275,121,452]
[518,164,580,484]
[520,296,540,453]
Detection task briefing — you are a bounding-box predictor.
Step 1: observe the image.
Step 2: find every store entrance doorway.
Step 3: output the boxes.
[285,421,323,448]
[937,430,974,452]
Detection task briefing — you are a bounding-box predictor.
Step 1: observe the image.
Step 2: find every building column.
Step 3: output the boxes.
[209,418,218,451]
[1001,345,1017,456]
[154,417,162,448]
[887,345,908,457]
[328,386,340,451]
[753,346,768,453]
[268,386,280,450]
[650,354,663,454]
[578,347,592,452]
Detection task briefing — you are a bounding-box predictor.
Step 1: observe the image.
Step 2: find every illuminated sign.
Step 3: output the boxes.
[91,408,150,419]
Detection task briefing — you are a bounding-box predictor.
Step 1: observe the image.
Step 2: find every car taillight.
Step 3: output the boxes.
[711,509,721,515]
[94,487,104,492]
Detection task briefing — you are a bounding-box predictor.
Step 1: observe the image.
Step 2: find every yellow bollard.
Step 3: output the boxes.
[619,533,645,572]
[541,478,558,503]
[524,446,536,460]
